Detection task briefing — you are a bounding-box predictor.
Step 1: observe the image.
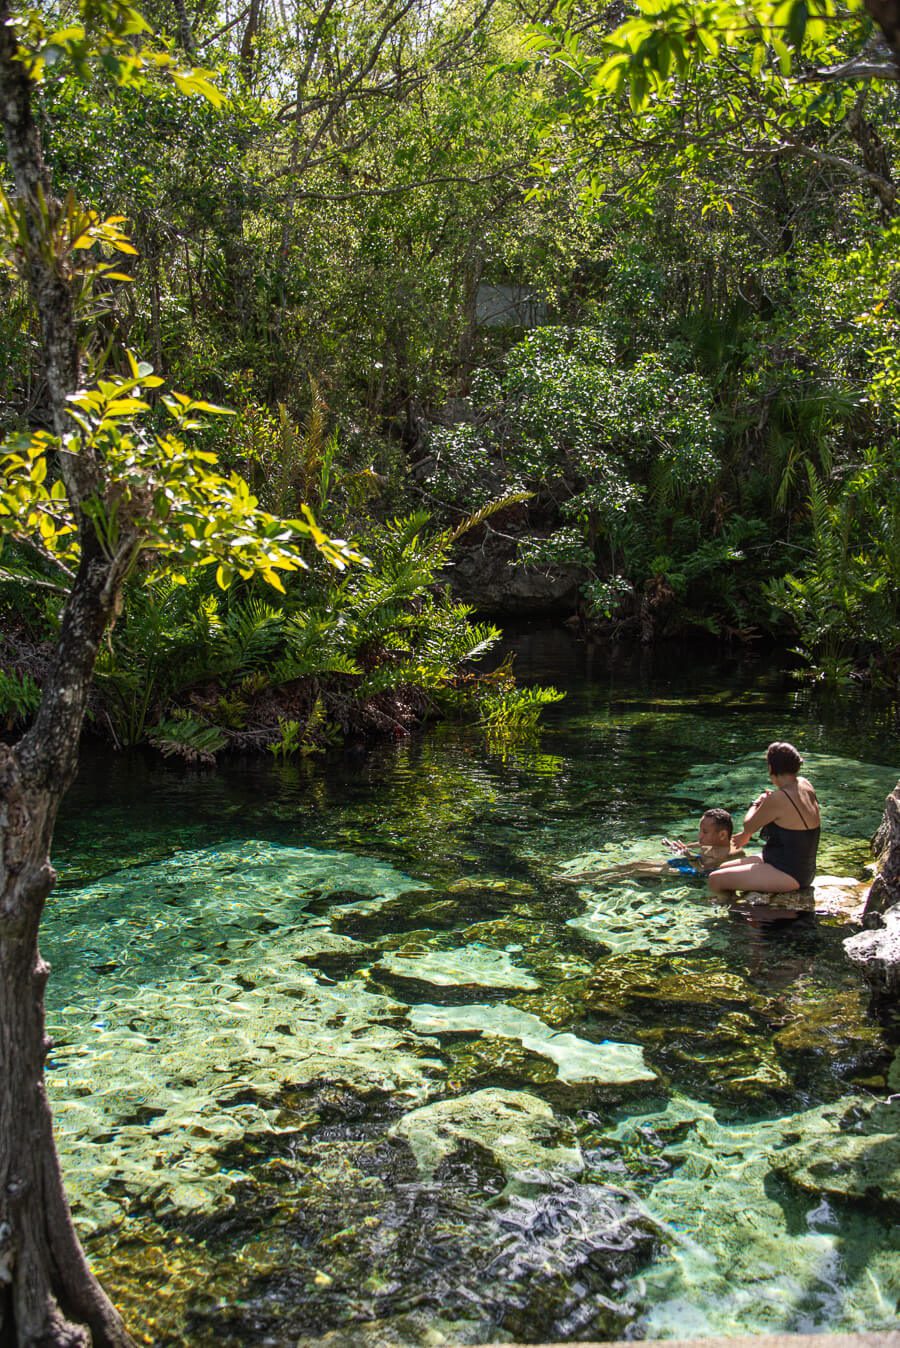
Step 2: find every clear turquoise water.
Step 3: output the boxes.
[46,637,900,1345]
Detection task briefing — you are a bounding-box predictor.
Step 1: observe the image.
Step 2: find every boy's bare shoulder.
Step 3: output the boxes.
[698,843,745,866]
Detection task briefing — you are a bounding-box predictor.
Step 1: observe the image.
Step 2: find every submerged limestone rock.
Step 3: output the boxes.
[810,874,869,919]
[459,919,595,984]
[566,876,718,955]
[374,944,541,992]
[328,884,531,940]
[390,1087,583,1183]
[772,985,883,1063]
[769,1098,900,1209]
[45,842,446,1232]
[407,1002,656,1085]
[613,1093,900,1338]
[582,954,795,1103]
[588,954,761,1012]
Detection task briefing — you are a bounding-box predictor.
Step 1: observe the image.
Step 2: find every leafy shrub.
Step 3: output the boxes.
[517,528,594,570]
[766,449,900,685]
[0,667,41,729]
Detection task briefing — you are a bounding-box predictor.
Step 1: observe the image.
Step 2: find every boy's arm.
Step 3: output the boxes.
[662,838,691,854]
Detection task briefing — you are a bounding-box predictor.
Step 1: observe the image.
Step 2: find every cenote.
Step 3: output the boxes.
[46,634,900,1346]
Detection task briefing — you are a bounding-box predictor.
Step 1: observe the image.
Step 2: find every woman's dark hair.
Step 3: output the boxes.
[766,741,803,776]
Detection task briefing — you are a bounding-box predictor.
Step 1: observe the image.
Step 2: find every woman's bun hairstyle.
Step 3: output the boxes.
[766,741,803,776]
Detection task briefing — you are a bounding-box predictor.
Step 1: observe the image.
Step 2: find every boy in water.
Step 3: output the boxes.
[662,807,739,877]
[565,807,740,882]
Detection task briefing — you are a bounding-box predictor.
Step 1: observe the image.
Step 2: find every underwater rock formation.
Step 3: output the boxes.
[611,1092,900,1338]
[768,1097,900,1211]
[374,945,541,995]
[407,1002,656,1086]
[390,1086,583,1183]
[44,735,900,1348]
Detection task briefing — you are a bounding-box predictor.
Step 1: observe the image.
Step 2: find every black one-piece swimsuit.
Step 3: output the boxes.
[760,790,820,888]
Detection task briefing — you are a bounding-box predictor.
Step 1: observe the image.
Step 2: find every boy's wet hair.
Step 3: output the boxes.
[702,807,734,838]
[766,740,803,776]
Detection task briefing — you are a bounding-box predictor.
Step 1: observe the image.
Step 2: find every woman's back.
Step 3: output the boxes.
[760,777,820,887]
[768,776,820,830]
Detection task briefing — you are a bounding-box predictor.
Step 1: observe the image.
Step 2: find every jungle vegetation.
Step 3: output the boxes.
[1,0,899,771]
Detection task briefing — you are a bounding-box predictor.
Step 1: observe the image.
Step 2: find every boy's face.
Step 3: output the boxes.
[698,816,729,848]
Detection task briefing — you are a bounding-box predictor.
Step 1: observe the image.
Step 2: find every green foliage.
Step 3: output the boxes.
[3,0,898,694]
[10,0,225,101]
[476,657,565,747]
[766,448,900,684]
[147,712,227,764]
[92,578,191,745]
[270,700,338,759]
[581,574,634,619]
[0,666,41,727]
[43,497,567,757]
[518,528,595,571]
[438,324,739,628]
[493,325,719,503]
[525,0,866,121]
[0,362,361,595]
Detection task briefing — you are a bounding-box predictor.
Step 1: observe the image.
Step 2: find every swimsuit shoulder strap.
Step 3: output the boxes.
[781,788,814,829]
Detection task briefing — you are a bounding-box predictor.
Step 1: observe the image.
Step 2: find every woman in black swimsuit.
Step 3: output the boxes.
[708,741,821,895]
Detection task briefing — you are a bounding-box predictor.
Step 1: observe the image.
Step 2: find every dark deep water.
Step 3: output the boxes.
[46,634,900,1345]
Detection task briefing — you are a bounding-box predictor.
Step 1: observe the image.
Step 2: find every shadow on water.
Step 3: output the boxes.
[46,633,900,1345]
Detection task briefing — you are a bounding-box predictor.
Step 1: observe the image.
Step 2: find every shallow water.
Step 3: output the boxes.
[47,637,900,1345]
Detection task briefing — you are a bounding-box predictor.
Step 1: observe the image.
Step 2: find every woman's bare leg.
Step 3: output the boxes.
[708,859,800,894]
[713,853,763,871]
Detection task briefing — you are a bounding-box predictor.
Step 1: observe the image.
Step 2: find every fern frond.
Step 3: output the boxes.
[148,713,227,764]
[438,492,533,550]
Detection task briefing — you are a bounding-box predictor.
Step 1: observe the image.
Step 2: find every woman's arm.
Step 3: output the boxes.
[740,789,781,838]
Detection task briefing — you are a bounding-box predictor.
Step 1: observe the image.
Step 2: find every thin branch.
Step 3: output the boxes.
[744,132,896,210]
[276,168,524,203]
[798,55,900,82]
[6,530,77,582]
[196,5,252,49]
[0,567,69,595]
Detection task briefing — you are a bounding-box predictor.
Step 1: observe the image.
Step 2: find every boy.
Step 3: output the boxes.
[565,808,740,882]
[662,807,738,877]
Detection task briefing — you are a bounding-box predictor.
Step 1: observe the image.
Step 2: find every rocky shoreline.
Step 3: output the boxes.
[844,782,900,997]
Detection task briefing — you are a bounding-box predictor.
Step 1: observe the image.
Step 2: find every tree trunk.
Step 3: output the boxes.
[0,0,80,435]
[0,763,134,1347]
[0,547,138,1345]
[865,0,900,71]
[171,0,197,58]
[2,5,150,1341]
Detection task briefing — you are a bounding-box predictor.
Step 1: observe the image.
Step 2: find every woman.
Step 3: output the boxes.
[708,741,820,895]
